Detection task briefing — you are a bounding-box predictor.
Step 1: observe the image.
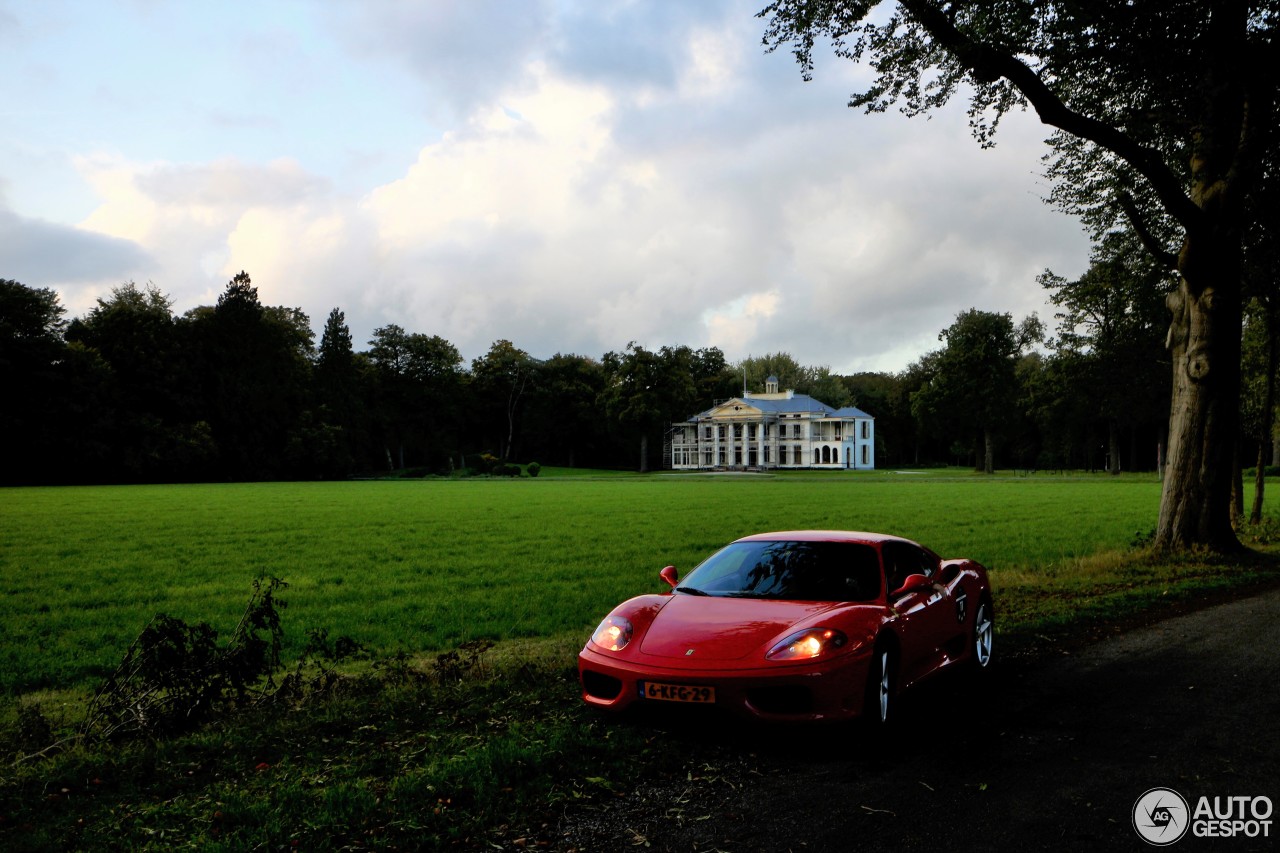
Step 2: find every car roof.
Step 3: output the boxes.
[733,530,918,547]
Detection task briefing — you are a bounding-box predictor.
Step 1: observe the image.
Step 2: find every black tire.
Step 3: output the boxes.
[970,599,994,671]
[864,645,894,726]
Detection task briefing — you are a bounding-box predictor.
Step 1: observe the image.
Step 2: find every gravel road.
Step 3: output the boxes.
[558,586,1280,852]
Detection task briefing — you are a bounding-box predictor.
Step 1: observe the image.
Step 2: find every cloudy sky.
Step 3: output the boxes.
[0,0,1091,374]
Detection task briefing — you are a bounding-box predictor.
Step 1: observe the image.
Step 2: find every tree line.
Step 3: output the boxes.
[3,257,1273,486]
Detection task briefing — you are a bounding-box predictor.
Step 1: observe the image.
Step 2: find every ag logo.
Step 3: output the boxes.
[1133,787,1190,846]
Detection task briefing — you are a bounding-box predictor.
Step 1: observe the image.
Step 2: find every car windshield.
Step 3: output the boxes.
[677,540,882,602]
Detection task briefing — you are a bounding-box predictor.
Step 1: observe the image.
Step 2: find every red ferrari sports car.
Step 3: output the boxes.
[579,531,993,723]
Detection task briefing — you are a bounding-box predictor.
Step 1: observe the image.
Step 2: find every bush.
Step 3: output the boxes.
[495,463,522,477]
[81,576,288,741]
[466,453,500,475]
[12,702,53,760]
[433,639,495,681]
[527,461,541,478]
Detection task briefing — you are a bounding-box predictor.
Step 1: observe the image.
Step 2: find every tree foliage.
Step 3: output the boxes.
[601,343,696,472]
[523,353,612,470]
[737,352,852,408]
[368,324,464,470]
[189,272,314,480]
[911,309,1042,473]
[471,339,534,462]
[760,0,1278,550]
[1039,231,1172,473]
[1,281,73,482]
[63,282,207,481]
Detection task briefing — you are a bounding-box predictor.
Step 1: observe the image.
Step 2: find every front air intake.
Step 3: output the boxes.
[581,670,623,700]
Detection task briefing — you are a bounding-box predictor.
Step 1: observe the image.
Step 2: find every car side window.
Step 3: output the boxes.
[883,543,907,593]
[907,544,937,579]
[884,543,937,593]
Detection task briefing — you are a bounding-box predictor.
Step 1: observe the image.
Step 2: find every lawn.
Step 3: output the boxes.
[0,469,1188,695]
[2,471,1277,850]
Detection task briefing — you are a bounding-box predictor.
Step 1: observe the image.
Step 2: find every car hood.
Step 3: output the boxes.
[638,595,840,661]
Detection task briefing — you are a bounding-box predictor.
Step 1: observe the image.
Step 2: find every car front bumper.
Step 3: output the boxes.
[578,645,875,722]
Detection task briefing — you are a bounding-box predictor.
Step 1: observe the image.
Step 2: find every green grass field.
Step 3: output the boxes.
[3,471,1278,850]
[0,469,1195,695]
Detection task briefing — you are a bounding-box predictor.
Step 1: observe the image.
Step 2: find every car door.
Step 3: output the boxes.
[883,542,960,686]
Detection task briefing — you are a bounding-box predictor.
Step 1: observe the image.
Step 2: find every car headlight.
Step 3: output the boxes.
[591,615,633,652]
[766,628,848,661]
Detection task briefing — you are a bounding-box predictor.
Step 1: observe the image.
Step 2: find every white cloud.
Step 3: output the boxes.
[703,290,782,355]
[323,0,554,120]
[0,0,1092,375]
[679,26,743,98]
[64,154,362,314]
[363,64,615,250]
[0,202,150,289]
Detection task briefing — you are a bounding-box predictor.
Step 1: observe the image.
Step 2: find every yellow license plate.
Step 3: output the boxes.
[640,682,715,704]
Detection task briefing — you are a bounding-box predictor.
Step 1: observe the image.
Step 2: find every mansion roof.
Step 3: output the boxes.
[687,392,873,422]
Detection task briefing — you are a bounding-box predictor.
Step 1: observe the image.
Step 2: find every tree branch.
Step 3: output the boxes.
[898,0,1206,237]
[1117,192,1180,272]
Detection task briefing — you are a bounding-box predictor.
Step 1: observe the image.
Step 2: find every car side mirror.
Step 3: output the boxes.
[659,565,679,589]
[891,573,931,597]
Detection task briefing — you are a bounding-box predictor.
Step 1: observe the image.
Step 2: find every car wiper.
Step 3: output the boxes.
[674,586,709,596]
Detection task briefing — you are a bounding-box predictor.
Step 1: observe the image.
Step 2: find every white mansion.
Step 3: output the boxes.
[666,376,876,471]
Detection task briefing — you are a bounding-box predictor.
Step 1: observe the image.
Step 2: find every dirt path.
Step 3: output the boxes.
[559,587,1280,851]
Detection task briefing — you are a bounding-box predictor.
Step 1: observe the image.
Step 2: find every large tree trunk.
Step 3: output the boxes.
[1250,300,1277,524]
[638,433,649,473]
[1154,3,1253,551]
[1107,420,1121,474]
[1155,245,1243,551]
[1156,422,1166,479]
[1252,441,1269,525]
[982,428,994,474]
[501,368,526,463]
[1231,441,1244,528]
